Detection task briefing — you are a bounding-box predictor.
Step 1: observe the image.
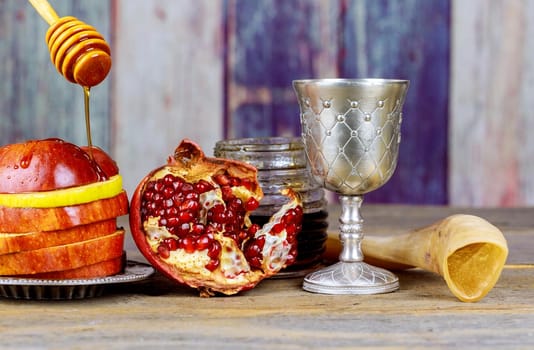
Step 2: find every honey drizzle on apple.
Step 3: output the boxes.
[83,86,94,159]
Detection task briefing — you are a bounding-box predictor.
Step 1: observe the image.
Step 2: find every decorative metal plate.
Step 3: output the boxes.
[0,260,154,300]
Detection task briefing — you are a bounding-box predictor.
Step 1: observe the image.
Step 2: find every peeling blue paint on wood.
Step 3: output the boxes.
[225,0,450,204]
[341,0,450,204]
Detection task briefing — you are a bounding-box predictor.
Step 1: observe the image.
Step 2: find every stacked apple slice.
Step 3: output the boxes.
[0,138,128,279]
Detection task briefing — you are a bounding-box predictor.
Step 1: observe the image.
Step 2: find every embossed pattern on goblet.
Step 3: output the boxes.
[293,78,409,295]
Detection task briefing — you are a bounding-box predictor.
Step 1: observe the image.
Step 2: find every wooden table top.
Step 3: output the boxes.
[2,205,533,349]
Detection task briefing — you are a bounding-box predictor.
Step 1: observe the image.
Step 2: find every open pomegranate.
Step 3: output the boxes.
[129,139,303,296]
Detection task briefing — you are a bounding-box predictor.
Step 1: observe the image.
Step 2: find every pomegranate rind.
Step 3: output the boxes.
[129,139,303,296]
[168,139,262,196]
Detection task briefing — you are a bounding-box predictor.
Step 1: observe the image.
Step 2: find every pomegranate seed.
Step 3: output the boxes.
[180,199,200,212]
[228,197,243,211]
[238,231,248,240]
[229,177,241,187]
[172,178,184,190]
[248,257,262,269]
[166,216,179,227]
[157,244,170,259]
[247,224,260,235]
[221,186,234,202]
[241,178,253,190]
[244,241,261,256]
[178,211,194,224]
[213,174,230,186]
[282,209,297,224]
[196,234,211,250]
[163,237,179,251]
[186,191,199,200]
[205,259,219,271]
[163,174,175,185]
[256,236,266,249]
[224,231,238,242]
[191,223,205,235]
[162,186,174,199]
[152,192,163,203]
[154,179,165,192]
[294,205,304,219]
[180,236,196,253]
[177,223,191,236]
[272,222,285,234]
[181,183,194,194]
[245,197,260,212]
[166,206,179,217]
[285,254,296,266]
[194,179,214,193]
[172,193,184,206]
[286,223,297,235]
[142,189,154,201]
[225,209,236,224]
[209,205,226,224]
[204,224,217,236]
[146,202,157,213]
[207,241,222,259]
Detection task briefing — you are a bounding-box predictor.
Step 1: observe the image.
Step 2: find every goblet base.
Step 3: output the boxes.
[302,261,399,295]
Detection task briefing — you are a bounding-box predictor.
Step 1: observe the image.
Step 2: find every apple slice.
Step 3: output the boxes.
[18,255,125,279]
[0,175,123,208]
[0,230,124,275]
[0,219,117,255]
[0,191,128,233]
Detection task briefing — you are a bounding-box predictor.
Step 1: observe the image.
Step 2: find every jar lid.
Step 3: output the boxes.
[214,137,304,152]
[214,137,307,170]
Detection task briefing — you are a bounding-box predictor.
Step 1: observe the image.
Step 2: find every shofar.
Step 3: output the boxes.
[326,214,509,302]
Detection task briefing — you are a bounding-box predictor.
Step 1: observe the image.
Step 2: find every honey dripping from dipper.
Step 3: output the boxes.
[28,0,112,156]
[83,86,93,158]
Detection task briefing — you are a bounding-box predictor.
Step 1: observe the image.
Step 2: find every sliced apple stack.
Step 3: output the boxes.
[0,138,128,279]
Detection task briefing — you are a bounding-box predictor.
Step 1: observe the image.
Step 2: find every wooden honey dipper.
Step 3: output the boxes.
[28,0,111,87]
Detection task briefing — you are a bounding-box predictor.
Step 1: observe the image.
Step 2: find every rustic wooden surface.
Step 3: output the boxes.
[1,0,534,205]
[1,205,533,349]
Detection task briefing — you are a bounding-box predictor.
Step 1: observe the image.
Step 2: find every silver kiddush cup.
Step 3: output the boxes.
[293,78,409,294]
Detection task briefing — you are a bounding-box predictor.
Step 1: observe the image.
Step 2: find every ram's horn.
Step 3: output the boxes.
[325,214,508,302]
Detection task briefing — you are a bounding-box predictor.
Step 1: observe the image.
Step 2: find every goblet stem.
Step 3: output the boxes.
[338,195,365,262]
[302,194,399,295]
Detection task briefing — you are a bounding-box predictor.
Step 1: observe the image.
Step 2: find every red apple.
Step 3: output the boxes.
[0,138,128,279]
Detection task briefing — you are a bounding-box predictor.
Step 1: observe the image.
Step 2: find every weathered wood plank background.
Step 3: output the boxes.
[0,0,533,207]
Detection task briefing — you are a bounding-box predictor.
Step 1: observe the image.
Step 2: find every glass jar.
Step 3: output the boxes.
[214,137,328,273]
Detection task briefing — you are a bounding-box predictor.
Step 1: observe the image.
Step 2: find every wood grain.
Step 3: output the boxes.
[112,0,224,196]
[342,0,450,205]
[224,0,338,139]
[1,205,533,349]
